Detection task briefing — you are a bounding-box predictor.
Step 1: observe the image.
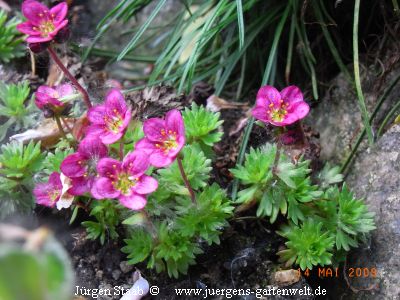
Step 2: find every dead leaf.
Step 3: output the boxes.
[234,199,258,214]
[72,114,88,141]
[10,118,78,148]
[229,116,249,136]
[46,56,68,86]
[273,269,301,286]
[206,95,249,112]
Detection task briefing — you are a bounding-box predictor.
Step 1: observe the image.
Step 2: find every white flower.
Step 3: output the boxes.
[56,173,74,210]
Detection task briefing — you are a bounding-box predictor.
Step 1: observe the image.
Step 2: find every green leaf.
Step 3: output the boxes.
[182,103,223,148]
[122,229,154,265]
[315,184,376,251]
[0,10,25,63]
[277,219,334,270]
[123,212,146,226]
[158,144,211,194]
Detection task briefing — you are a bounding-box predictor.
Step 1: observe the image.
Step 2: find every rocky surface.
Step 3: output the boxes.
[345,124,400,300]
[306,69,400,165]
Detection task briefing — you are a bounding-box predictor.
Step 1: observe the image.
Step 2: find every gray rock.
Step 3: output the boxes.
[306,69,400,165]
[119,261,134,274]
[97,283,114,300]
[345,124,400,300]
[112,269,121,281]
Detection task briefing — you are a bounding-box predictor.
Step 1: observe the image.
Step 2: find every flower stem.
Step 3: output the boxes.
[272,127,283,174]
[119,140,124,160]
[177,157,196,204]
[54,115,67,140]
[47,45,92,109]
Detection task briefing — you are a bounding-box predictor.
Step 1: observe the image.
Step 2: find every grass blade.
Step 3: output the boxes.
[236,0,245,49]
[313,0,352,82]
[341,56,400,173]
[262,4,290,85]
[285,12,296,84]
[377,99,400,137]
[353,0,374,144]
[178,0,229,93]
[117,0,168,61]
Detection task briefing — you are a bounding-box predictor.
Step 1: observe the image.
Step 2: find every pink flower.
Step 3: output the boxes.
[135,109,185,168]
[16,0,69,43]
[92,151,158,210]
[33,172,63,207]
[86,89,132,144]
[251,85,310,126]
[60,137,108,196]
[34,83,74,109]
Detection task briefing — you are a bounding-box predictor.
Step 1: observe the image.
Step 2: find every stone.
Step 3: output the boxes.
[119,261,134,274]
[345,124,400,299]
[112,269,121,281]
[306,69,400,165]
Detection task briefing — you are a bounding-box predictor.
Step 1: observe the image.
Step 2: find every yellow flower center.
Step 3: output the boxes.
[38,20,55,37]
[47,190,60,202]
[155,129,178,153]
[113,173,137,195]
[267,100,289,122]
[104,111,123,133]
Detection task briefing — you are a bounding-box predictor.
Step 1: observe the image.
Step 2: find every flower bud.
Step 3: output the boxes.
[28,42,48,54]
[42,105,55,118]
[54,26,70,44]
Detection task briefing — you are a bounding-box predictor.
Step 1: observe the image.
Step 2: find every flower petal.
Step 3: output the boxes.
[101,130,123,144]
[56,83,74,98]
[50,19,68,36]
[97,158,121,177]
[78,137,108,158]
[91,177,119,199]
[26,35,53,43]
[165,109,185,137]
[132,175,158,195]
[165,136,184,158]
[34,92,50,109]
[143,118,166,141]
[35,92,64,109]
[289,101,310,120]
[122,150,149,176]
[251,106,269,123]
[34,183,56,207]
[49,2,68,23]
[68,177,89,195]
[37,85,57,97]
[60,153,87,177]
[56,193,74,210]
[48,172,62,188]
[280,86,303,104]
[16,21,41,35]
[122,109,132,130]
[105,89,127,115]
[256,85,281,106]
[135,138,156,154]
[149,150,173,168]
[22,0,48,25]
[118,193,147,210]
[87,105,106,124]
[85,125,106,139]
